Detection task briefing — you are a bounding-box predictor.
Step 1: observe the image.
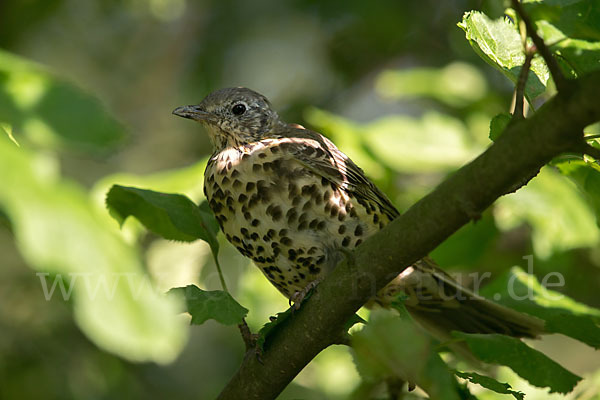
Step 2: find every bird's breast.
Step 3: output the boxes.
[203,138,383,297]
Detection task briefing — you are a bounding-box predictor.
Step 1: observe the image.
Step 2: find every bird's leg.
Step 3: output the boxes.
[290,278,322,310]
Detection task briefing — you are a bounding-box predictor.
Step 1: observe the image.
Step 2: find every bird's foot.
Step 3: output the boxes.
[289,279,322,310]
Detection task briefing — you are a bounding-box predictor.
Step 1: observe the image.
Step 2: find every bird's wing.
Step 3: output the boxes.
[273,126,399,220]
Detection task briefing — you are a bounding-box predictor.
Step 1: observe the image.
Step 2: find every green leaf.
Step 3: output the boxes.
[481,266,600,350]
[454,370,524,400]
[0,135,187,363]
[256,308,294,352]
[0,50,125,152]
[105,185,219,254]
[494,166,599,258]
[522,0,600,77]
[489,112,512,142]
[453,332,581,393]
[555,159,600,226]
[169,285,248,326]
[458,11,550,100]
[352,309,461,400]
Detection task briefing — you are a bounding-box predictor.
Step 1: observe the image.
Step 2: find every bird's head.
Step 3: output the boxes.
[173,87,281,149]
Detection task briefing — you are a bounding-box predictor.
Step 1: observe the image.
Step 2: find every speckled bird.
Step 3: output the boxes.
[173,87,544,339]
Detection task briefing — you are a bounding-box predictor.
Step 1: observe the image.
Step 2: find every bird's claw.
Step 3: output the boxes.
[290,279,321,310]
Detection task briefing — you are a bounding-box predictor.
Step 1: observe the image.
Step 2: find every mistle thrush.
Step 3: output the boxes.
[173,87,543,338]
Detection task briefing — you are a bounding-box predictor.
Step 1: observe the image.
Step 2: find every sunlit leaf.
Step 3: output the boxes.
[494,166,599,258]
[489,112,512,142]
[458,11,550,100]
[454,370,524,400]
[105,186,219,256]
[0,135,187,363]
[453,332,581,394]
[523,0,600,78]
[169,285,248,326]
[0,50,125,152]
[352,309,460,400]
[481,266,600,349]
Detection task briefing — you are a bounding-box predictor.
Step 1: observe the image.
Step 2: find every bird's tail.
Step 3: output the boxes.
[377,258,545,339]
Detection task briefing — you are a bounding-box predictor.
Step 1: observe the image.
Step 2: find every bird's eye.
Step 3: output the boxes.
[231,103,246,116]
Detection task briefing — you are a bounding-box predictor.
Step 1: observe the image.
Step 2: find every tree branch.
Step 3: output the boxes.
[217,71,600,400]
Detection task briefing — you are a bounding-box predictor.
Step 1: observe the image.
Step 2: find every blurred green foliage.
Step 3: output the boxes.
[1,0,600,399]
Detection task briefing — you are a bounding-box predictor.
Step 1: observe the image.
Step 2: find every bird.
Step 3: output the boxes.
[173,87,544,340]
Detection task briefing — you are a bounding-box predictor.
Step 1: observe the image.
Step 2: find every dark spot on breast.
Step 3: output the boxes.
[298,212,309,223]
[286,208,298,223]
[317,220,326,230]
[270,146,279,153]
[240,227,249,238]
[309,265,321,274]
[256,246,264,253]
[356,239,363,246]
[251,219,260,227]
[302,200,312,211]
[267,229,276,238]
[354,225,363,236]
[232,236,241,243]
[232,179,242,189]
[342,236,351,247]
[292,196,302,206]
[238,193,248,203]
[252,164,262,172]
[258,153,267,159]
[288,249,297,261]
[278,229,288,237]
[245,182,256,192]
[309,219,318,229]
[323,190,331,201]
[221,177,230,185]
[247,194,259,208]
[373,214,380,223]
[316,256,325,264]
[227,161,232,170]
[280,237,292,246]
[330,205,339,217]
[298,221,307,230]
[242,153,251,160]
[244,211,252,220]
[231,170,240,178]
[321,177,329,186]
[272,207,283,221]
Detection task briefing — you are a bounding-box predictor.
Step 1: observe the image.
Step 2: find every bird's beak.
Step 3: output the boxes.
[172,105,215,122]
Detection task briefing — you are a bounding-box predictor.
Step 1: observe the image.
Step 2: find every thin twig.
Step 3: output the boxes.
[513,49,535,119]
[511,0,569,92]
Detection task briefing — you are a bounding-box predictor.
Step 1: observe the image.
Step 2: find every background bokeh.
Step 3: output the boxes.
[1,0,599,399]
